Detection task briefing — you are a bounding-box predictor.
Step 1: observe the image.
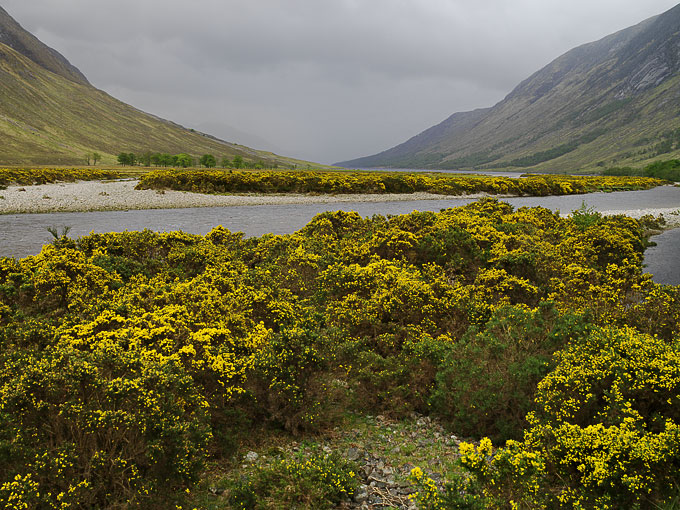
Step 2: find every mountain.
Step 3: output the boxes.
[0,6,316,167]
[338,4,680,172]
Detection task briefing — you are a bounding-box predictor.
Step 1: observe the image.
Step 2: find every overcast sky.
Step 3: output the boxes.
[3,1,679,163]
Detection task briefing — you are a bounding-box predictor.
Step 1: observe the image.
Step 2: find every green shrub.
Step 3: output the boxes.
[225,450,357,510]
[457,326,680,509]
[135,169,663,196]
[429,303,590,442]
[0,341,211,509]
[249,326,342,434]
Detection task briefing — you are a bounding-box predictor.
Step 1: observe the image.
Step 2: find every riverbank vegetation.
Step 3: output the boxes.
[0,167,121,188]
[603,158,680,181]
[1,199,679,508]
[136,169,664,196]
[117,151,278,170]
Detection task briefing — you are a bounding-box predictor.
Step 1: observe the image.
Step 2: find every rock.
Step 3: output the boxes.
[347,447,363,461]
[369,494,383,504]
[354,485,369,503]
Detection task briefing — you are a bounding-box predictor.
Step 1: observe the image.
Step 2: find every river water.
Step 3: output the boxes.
[1,186,678,284]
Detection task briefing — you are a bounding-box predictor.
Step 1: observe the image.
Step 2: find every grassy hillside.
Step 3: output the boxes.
[338,4,680,173]
[0,42,318,168]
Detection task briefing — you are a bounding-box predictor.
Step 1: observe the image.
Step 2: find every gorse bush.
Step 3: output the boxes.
[457,326,680,509]
[0,338,211,509]
[135,168,664,196]
[0,167,120,187]
[0,198,677,507]
[429,303,592,443]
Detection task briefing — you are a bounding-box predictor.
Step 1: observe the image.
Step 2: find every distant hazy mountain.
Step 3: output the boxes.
[338,4,680,172]
[0,6,316,167]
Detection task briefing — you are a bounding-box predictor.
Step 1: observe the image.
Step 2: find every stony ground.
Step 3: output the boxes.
[194,413,469,510]
[0,179,459,214]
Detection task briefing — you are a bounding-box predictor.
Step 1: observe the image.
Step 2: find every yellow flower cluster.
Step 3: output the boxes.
[135,168,665,196]
[0,198,675,508]
[457,326,680,508]
[0,168,120,187]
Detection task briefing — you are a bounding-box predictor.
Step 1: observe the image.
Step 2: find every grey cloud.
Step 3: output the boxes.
[3,0,680,163]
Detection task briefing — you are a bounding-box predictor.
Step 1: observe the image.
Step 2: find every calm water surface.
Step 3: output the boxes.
[1,186,678,284]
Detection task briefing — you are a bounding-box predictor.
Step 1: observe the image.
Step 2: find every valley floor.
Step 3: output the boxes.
[1,179,679,229]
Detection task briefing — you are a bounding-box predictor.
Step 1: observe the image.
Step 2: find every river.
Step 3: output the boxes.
[1,186,678,284]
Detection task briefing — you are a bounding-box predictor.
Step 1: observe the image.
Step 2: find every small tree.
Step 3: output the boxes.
[233,155,244,169]
[173,153,193,168]
[221,157,231,168]
[139,152,153,167]
[199,154,217,168]
[117,153,135,166]
[92,152,101,165]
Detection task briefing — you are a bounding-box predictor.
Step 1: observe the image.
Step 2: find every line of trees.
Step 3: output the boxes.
[116,151,277,169]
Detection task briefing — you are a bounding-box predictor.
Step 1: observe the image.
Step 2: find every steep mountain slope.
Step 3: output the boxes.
[339,4,680,172]
[0,6,88,86]
[0,7,315,167]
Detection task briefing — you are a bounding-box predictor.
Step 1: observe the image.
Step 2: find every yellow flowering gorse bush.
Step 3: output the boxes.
[0,197,676,508]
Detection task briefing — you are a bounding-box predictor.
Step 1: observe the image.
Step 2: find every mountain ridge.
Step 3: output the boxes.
[0,6,89,86]
[0,7,317,167]
[338,5,680,172]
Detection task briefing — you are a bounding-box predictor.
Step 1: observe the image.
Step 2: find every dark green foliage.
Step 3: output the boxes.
[429,304,591,442]
[602,158,680,181]
[249,326,340,434]
[508,129,607,167]
[644,159,680,180]
[173,153,194,168]
[570,201,602,231]
[1,199,676,508]
[116,152,136,166]
[139,151,153,166]
[583,99,632,123]
[200,154,217,168]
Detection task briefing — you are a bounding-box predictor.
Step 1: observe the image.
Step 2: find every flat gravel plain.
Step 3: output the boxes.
[0,179,461,214]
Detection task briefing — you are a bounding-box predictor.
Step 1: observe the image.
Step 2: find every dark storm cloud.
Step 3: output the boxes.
[3,0,680,162]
